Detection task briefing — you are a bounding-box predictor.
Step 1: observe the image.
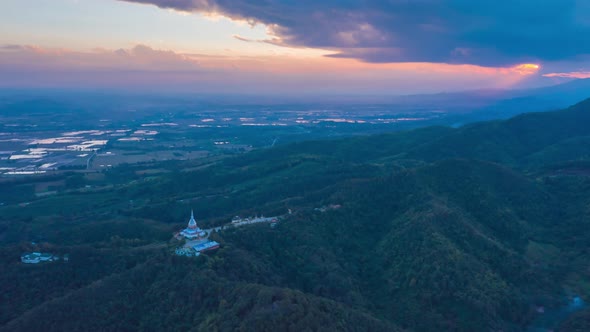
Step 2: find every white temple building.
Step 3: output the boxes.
[179,210,207,240]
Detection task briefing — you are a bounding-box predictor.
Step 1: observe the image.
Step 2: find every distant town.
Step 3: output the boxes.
[0,96,447,178]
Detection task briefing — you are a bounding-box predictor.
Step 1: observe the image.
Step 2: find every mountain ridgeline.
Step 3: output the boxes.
[3,99,590,331]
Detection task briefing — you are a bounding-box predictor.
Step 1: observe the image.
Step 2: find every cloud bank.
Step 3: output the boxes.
[120,0,590,67]
[0,43,539,94]
[0,44,201,71]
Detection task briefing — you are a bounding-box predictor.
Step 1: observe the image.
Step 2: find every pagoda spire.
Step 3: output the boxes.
[188,209,197,229]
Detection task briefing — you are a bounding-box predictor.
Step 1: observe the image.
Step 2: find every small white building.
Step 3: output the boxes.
[231,215,278,226]
[21,252,54,264]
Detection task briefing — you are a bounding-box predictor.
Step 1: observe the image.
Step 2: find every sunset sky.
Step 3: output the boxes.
[1,0,590,95]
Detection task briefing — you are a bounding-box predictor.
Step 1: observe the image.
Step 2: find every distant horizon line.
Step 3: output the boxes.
[1,78,586,100]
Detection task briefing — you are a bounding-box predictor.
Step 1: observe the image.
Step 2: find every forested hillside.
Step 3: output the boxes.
[2,99,590,331]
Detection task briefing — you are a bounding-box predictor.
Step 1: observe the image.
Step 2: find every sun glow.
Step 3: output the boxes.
[513,63,540,75]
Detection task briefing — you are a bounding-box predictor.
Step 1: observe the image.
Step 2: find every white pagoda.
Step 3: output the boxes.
[180,210,207,240]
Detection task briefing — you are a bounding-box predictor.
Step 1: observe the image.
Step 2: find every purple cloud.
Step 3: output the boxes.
[120,0,590,67]
[0,44,24,51]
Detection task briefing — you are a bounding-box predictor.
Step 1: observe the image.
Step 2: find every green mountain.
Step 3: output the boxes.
[2,98,590,331]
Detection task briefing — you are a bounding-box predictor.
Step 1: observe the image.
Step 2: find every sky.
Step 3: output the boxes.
[1,0,589,95]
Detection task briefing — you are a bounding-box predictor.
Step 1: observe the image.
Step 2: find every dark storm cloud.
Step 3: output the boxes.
[121,0,590,66]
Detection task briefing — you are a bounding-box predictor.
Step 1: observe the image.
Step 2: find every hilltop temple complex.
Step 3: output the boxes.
[178,210,207,240]
[174,210,220,257]
[174,209,282,257]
